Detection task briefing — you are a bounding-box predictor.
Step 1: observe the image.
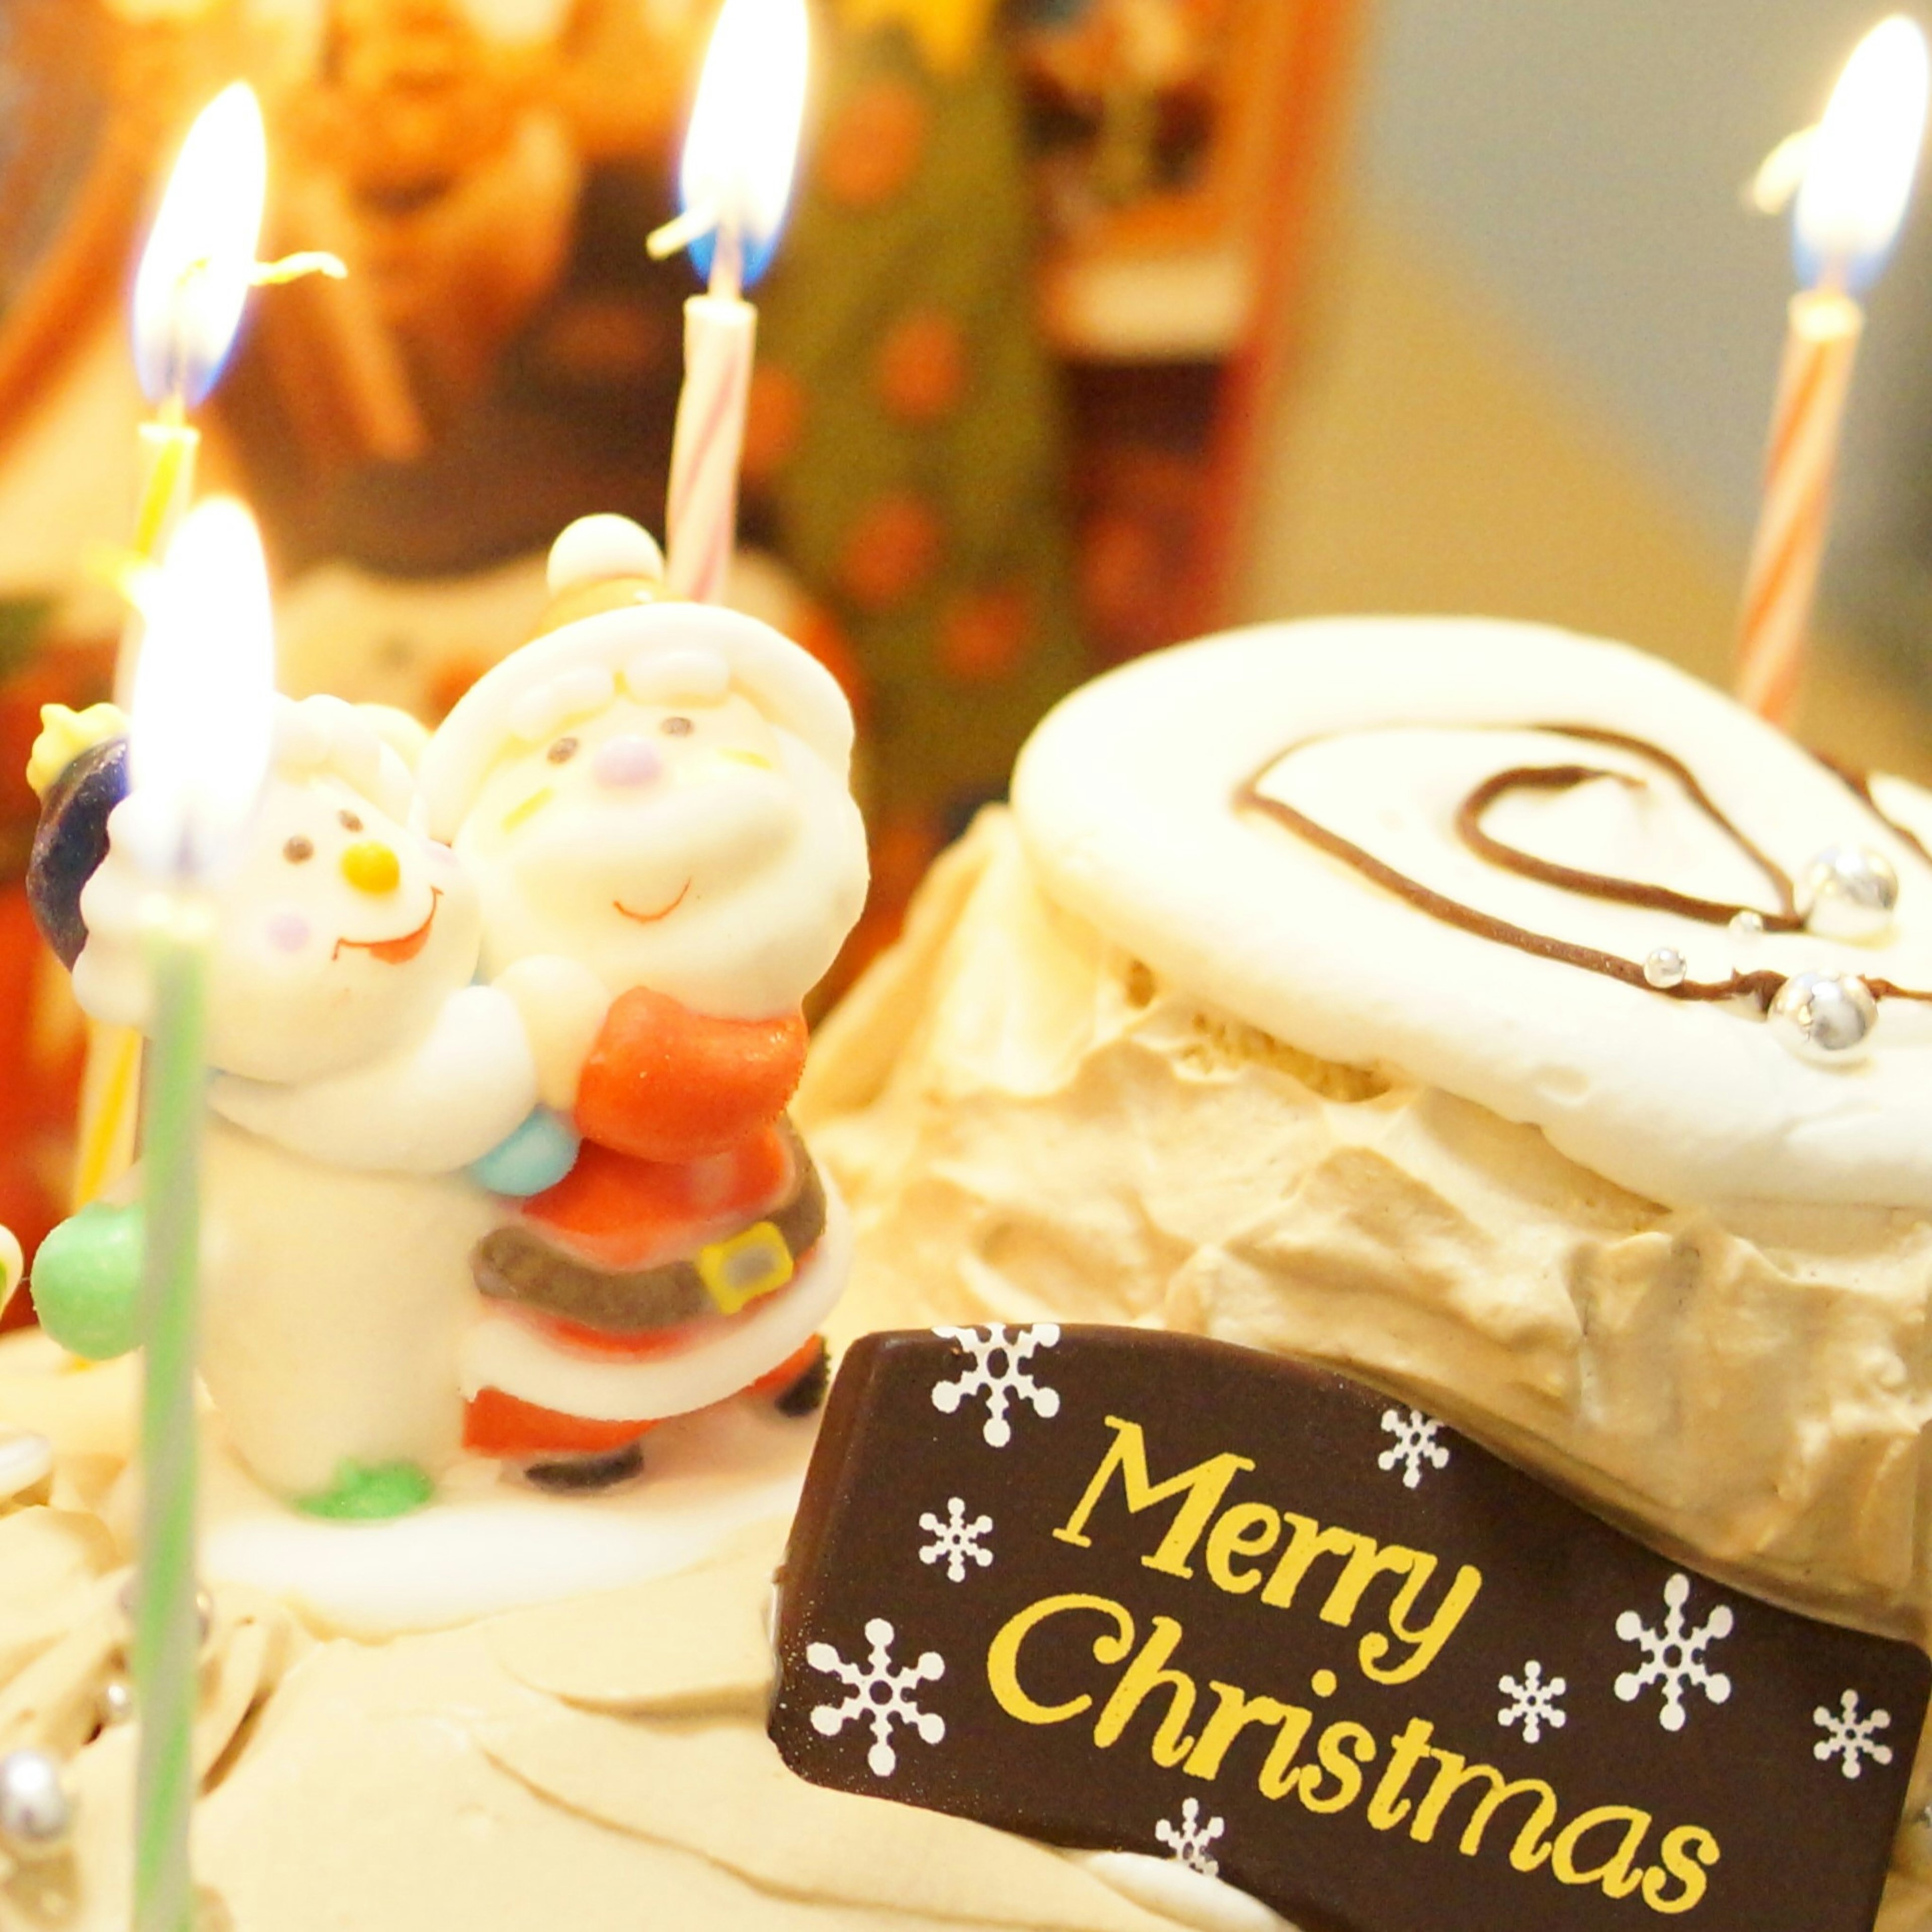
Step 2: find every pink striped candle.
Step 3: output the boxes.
[1735,16,1927,725]
[1734,289,1862,727]
[654,0,807,604]
[666,239,758,604]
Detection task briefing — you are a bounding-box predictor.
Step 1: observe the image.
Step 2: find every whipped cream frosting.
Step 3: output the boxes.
[801,810,1932,1633]
[1011,619,1932,1211]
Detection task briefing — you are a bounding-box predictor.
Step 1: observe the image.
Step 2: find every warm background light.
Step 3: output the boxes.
[130,82,268,409]
[1795,14,1930,289]
[126,496,276,881]
[678,0,809,288]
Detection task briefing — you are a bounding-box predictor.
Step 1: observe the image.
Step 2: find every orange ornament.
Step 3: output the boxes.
[876,308,968,423]
[817,77,928,208]
[938,582,1034,683]
[743,363,808,484]
[838,493,943,611]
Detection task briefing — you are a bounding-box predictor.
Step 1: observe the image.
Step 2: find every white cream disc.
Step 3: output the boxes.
[1012,618,1932,1211]
[197,1401,814,1640]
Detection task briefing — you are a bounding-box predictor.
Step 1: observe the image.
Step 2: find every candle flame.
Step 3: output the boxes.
[126,498,276,882]
[1795,15,1929,291]
[131,84,269,408]
[678,0,809,290]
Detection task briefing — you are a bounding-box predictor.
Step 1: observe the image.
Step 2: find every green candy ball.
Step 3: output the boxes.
[31,1203,144,1361]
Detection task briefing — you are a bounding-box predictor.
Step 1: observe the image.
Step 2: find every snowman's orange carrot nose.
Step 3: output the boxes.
[341,841,401,895]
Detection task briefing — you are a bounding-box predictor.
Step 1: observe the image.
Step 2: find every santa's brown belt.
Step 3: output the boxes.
[471,1125,827,1333]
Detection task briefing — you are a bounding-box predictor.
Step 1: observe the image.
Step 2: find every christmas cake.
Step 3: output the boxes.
[1,598,1928,1928]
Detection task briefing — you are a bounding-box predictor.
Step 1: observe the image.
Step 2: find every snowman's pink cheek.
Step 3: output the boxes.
[265,911,312,954]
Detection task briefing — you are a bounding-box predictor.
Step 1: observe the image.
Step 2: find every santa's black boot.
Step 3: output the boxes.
[522,1439,647,1494]
[772,1337,831,1417]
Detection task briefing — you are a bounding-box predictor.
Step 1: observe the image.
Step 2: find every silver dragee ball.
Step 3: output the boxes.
[1798,845,1899,942]
[1767,971,1879,1065]
[98,1678,135,1728]
[1643,947,1687,990]
[0,1749,72,1857]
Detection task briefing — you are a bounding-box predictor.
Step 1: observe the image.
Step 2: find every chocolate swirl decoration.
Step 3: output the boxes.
[1235,723,1932,1012]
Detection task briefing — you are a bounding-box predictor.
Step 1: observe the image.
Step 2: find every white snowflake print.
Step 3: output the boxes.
[1377,1407,1451,1488]
[807,1618,946,1777]
[1154,1797,1225,1878]
[1814,1689,1894,1780]
[918,1497,994,1582]
[1497,1660,1568,1744]
[930,1324,1062,1447]
[1614,1573,1734,1732]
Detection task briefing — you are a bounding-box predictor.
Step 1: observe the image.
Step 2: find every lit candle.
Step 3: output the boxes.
[651,0,809,603]
[69,88,273,1221]
[121,498,276,1932]
[1735,16,1928,727]
[125,84,270,665]
[75,86,339,1214]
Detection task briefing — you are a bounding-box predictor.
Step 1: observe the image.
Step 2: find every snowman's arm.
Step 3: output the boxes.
[31,1199,144,1360]
[468,1106,581,1197]
[210,985,539,1174]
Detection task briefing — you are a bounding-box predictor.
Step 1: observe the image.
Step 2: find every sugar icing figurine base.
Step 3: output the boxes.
[28,697,541,1516]
[419,515,868,1490]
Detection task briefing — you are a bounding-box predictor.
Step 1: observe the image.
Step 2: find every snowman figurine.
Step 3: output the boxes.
[27,696,559,1517]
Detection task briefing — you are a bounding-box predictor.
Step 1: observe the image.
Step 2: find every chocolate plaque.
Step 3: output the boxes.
[771,1326,1928,1932]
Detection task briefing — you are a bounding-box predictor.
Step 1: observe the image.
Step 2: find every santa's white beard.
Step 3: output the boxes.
[472,733,868,1020]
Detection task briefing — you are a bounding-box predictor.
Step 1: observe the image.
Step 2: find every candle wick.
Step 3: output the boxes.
[647,203,721,262]
[709,220,745,305]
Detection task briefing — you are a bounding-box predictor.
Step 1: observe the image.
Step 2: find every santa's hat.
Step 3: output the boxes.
[419,515,855,843]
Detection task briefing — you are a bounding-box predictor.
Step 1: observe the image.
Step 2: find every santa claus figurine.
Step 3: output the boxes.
[420,516,869,1491]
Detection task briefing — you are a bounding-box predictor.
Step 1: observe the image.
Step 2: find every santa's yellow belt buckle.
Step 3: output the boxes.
[697,1221,794,1316]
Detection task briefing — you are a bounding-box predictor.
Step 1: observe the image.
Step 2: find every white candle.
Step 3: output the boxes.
[654,0,809,604]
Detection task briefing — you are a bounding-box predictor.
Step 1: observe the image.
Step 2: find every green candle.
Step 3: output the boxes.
[131,895,211,1932]
[121,494,277,1932]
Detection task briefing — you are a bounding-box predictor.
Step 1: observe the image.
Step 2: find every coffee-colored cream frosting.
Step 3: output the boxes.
[800,805,1932,1925]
